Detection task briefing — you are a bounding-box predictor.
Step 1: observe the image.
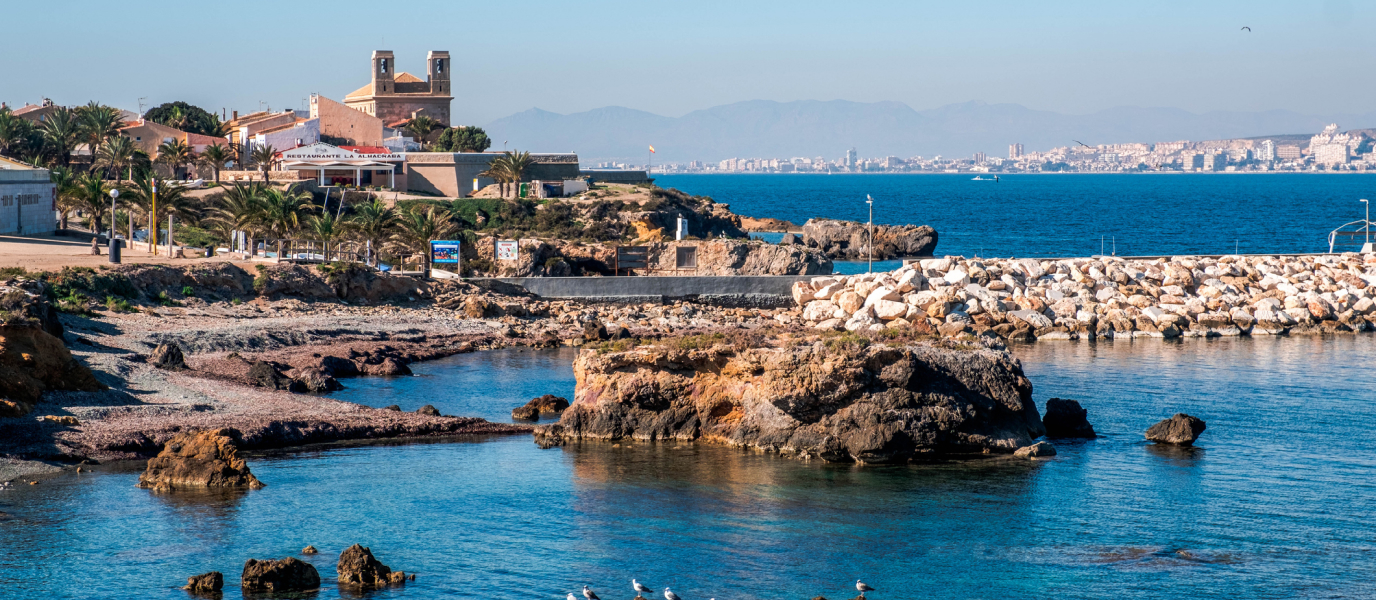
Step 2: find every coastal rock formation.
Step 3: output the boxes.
[149,342,187,370]
[802,219,939,260]
[417,405,441,416]
[292,367,343,393]
[1145,413,1207,445]
[337,543,405,587]
[302,545,318,554]
[249,361,306,393]
[1014,441,1057,459]
[136,428,264,490]
[512,394,570,421]
[184,572,222,593]
[0,281,105,418]
[1042,398,1096,438]
[739,216,799,232]
[643,240,833,276]
[538,339,1045,463]
[790,253,1376,341]
[241,557,320,592]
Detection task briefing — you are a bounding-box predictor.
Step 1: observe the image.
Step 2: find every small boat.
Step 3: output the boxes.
[971,175,1001,182]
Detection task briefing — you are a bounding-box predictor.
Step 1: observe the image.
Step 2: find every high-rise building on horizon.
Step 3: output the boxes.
[1008,143,1023,159]
[844,148,857,168]
[1257,140,1276,162]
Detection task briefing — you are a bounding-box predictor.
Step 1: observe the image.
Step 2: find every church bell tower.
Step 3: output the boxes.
[372,50,395,96]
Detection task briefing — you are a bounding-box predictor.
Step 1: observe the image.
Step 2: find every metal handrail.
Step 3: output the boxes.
[1327,219,1375,253]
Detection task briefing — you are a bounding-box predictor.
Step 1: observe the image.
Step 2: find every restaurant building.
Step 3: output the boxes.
[278,143,406,189]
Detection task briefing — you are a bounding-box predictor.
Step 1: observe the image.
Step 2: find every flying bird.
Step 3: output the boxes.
[584,585,601,600]
[1241,26,1251,31]
[665,587,682,600]
[1073,140,1091,148]
[857,579,876,596]
[633,579,653,597]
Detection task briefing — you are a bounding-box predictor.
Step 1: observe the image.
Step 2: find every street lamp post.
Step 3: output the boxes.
[866,194,874,273]
[107,188,121,264]
[1363,198,1371,252]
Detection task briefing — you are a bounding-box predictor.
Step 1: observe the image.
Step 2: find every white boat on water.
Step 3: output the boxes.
[971,175,1001,181]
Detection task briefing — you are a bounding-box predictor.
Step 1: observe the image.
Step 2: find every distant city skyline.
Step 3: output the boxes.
[2,0,1372,125]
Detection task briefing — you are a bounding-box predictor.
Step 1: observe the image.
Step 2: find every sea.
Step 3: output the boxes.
[3,338,1376,600]
[655,173,1376,261]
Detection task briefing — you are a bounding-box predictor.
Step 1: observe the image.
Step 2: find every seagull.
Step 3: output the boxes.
[584,585,601,600]
[633,579,652,597]
[665,587,681,600]
[568,594,578,600]
[1241,26,1251,31]
[857,579,876,596]
[1073,140,1091,148]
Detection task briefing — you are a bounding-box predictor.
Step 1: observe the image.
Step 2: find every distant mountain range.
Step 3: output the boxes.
[482,100,1376,164]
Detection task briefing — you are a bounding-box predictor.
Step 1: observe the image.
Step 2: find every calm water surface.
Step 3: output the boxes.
[3,337,1375,599]
[659,173,1376,257]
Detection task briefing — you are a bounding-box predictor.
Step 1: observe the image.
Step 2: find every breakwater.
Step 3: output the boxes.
[793,253,1376,340]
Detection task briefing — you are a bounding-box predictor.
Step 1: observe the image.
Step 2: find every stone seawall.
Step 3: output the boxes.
[792,253,1376,340]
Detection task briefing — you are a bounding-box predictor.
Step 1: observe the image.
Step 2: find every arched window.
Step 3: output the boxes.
[379,58,388,74]
[435,59,444,74]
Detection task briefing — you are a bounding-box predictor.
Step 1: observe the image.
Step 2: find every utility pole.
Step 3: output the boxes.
[149,179,157,254]
[866,194,874,273]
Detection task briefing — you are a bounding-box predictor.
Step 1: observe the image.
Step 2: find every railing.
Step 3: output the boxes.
[262,238,429,274]
[1327,220,1376,253]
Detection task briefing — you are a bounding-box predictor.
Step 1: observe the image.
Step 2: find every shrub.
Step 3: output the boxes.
[0,266,28,279]
[231,298,242,305]
[154,290,181,307]
[104,296,134,313]
[181,286,195,297]
[50,267,136,301]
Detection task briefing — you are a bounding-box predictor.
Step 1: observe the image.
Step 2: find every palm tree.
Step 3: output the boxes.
[50,166,81,230]
[0,107,39,160]
[94,135,139,181]
[404,115,440,149]
[199,143,232,183]
[209,181,267,239]
[156,139,196,179]
[504,150,533,198]
[120,172,198,245]
[38,107,82,168]
[73,173,111,235]
[479,158,511,198]
[390,206,456,272]
[305,213,345,242]
[257,185,313,238]
[78,102,125,163]
[249,144,278,183]
[347,198,398,264]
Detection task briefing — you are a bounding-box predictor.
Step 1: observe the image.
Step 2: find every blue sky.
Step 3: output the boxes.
[3,0,1370,124]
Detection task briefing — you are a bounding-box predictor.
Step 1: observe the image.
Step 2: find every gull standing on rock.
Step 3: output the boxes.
[633,579,653,597]
[568,594,578,600]
[584,585,601,600]
[665,587,681,600]
[857,579,875,596]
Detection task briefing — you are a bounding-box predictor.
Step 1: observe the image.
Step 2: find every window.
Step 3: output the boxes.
[435,59,444,73]
[379,58,388,74]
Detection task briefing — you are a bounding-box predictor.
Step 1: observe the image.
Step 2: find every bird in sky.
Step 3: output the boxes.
[1073,140,1091,148]
[584,585,601,600]
[665,587,682,600]
[857,579,876,596]
[633,579,653,597]
[1241,26,1251,31]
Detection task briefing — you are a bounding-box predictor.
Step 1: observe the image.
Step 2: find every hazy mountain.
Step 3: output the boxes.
[483,100,1376,164]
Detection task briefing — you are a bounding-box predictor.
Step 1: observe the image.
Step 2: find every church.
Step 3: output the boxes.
[344,50,453,127]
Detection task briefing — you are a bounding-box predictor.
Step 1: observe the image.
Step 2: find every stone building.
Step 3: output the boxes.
[0,156,56,236]
[344,50,452,127]
[405,153,579,197]
[310,94,383,146]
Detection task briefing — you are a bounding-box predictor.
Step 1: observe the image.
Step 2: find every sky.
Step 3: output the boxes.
[3,0,1371,125]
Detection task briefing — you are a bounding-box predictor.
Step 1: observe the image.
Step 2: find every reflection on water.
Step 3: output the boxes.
[2,336,1375,599]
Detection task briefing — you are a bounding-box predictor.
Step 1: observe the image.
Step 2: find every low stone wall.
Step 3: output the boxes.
[480,276,811,307]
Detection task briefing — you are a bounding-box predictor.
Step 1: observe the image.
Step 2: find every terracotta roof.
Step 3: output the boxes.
[344,83,373,100]
[12,104,47,115]
[394,72,423,83]
[385,119,411,128]
[345,72,425,99]
[185,132,227,146]
[341,146,391,154]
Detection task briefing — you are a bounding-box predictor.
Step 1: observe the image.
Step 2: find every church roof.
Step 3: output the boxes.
[345,72,427,99]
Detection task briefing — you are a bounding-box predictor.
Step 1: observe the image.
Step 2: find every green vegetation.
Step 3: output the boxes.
[433,126,491,152]
[142,101,226,137]
[403,115,441,148]
[181,286,195,297]
[49,266,137,301]
[0,266,28,279]
[153,290,181,307]
[104,296,134,313]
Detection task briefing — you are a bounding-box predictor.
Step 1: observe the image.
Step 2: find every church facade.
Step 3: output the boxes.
[343,50,453,127]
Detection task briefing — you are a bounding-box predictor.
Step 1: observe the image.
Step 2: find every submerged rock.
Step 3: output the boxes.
[241,557,320,592]
[149,342,187,370]
[337,543,405,587]
[301,545,318,554]
[1014,441,1057,459]
[136,428,264,491]
[538,339,1045,463]
[512,394,570,421]
[184,571,222,593]
[1042,398,1096,438]
[1145,413,1207,445]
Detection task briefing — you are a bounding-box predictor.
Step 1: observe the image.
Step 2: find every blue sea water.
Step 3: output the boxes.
[3,336,1375,600]
[658,173,1376,258]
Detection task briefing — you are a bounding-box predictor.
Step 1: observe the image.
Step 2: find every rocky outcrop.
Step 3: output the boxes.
[739,216,799,232]
[302,545,318,554]
[802,219,938,260]
[0,281,105,418]
[249,361,305,393]
[512,395,570,421]
[136,428,264,490]
[1014,441,1057,458]
[1042,398,1096,438]
[337,543,406,587]
[184,572,222,593]
[1145,413,1207,445]
[149,342,187,370]
[241,557,321,592]
[538,339,1045,463]
[643,240,833,276]
[417,405,441,416]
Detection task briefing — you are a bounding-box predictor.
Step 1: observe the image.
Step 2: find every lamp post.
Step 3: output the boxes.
[866,194,874,273]
[107,188,121,264]
[1363,198,1371,252]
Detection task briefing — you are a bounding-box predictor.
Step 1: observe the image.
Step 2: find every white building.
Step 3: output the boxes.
[1257,140,1276,162]
[1008,143,1024,159]
[0,156,56,236]
[1313,143,1350,166]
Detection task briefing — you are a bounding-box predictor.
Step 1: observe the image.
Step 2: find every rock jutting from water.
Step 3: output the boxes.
[536,334,1045,463]
[337,543,406,587]
[512,394,570,421]
[1042,398,1096,438]
[790,253,1376,341]
[1014,441,1057,459]
[135,428,264,491]
[1145,413,1207,445]
[241,557,321,593]
[801,219,939,260]
[183,572,222,593]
